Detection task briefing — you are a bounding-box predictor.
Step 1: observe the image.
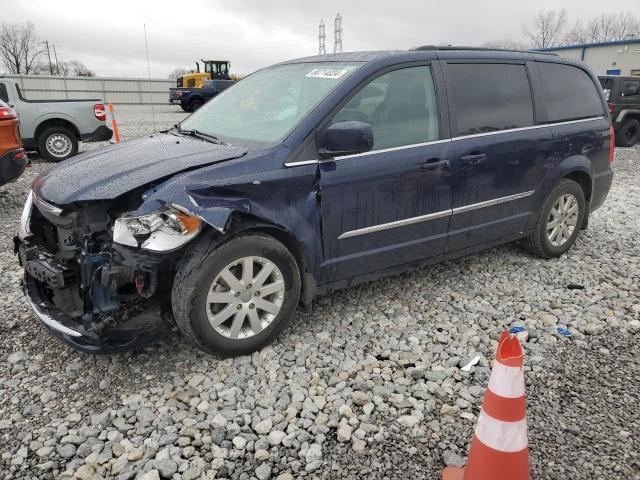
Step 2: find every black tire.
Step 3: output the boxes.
[171,232,301,356]
[615,118,640,147]
[188,99,203,112]
[522,179,586,259]
[37,126,78,162]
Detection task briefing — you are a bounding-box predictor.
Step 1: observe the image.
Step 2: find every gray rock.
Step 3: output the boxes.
[254,418,272,435]
[255,463,271,480]
[7,351,28,364]
[155,458,177,478]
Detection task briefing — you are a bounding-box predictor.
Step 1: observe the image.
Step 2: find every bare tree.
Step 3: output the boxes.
[522,9,569,48]
[0,22,43,74]
[559,11,640,45]
[584,12,640,43]
[481,40,529,51]
[62,60,95,76]
[167,67,192,80]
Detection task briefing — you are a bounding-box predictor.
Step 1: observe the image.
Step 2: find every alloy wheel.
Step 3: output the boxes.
[546,193,579,247]
[206,256,285,339]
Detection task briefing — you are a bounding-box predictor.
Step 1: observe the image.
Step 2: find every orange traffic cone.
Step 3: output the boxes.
[442,331,529,480]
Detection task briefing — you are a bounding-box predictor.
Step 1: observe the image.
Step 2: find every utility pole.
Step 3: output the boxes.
[333,13,343,53]
[318,19,326,55]
[45,40,54,75]
[52,43,60,75]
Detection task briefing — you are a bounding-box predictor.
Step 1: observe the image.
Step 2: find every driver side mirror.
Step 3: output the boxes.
[319,121,374,158]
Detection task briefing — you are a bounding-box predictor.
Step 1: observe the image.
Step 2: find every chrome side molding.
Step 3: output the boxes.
[338,190,535,239]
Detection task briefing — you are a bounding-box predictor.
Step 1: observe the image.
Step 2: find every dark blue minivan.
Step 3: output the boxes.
[16,47,614,355]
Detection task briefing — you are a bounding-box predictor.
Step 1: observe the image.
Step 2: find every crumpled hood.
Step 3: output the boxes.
[33,133,246,205]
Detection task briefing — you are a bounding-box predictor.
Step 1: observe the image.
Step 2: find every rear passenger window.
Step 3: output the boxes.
[332,66,439,150]
[0,83,7,102]
[448,63,533,136]
[621,80,640,99]
[537,62,604,121]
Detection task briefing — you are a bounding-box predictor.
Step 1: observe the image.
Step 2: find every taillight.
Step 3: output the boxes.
[0,105,17,120]
[608,125,615,166]
[608,103,616,115]
[176,91,183,97]
[14,150,26,160]
[94,103,107,121]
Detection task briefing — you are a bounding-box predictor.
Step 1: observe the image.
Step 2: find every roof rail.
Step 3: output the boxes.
[409,45,558,56]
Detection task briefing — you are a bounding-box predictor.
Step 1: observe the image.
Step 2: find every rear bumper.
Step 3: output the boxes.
[591,169,614,212]
[0,149,28,186]
[81,125,113,143]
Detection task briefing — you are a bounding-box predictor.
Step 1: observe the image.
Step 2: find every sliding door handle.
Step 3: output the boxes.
[422,158,449,170]
[461,153,486,165]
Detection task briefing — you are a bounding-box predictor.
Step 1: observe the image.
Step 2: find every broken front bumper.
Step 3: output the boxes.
[22,272,170,354]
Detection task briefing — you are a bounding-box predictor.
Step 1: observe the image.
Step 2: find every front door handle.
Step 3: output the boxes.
[461,153,486,165]
[422,158,449,170]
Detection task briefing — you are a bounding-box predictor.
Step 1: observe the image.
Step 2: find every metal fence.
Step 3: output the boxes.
[2,74,173,104]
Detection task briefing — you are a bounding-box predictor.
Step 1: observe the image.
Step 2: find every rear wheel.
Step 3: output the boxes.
[38,127,78,162]
[522,179,586,259]
[188,98,203,112]
[615,118,640,147]
[172,233,301,356]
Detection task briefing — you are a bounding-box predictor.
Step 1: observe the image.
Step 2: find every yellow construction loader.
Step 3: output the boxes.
[176,60,231,88]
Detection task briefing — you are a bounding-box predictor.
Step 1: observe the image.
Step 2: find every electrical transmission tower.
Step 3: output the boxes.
[333,13,343,53]
[318,19,326,55]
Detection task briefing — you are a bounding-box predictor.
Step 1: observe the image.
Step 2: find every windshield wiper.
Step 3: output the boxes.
[174,125,223,144]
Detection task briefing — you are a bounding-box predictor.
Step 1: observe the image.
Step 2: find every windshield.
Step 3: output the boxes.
[179,62,363,145]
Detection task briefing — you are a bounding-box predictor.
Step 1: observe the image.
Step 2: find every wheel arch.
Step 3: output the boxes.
[563,170,592,202]
[34,118,81,143]
[223,212,316,309]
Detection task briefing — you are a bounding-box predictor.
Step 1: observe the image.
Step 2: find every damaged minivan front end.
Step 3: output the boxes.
[15,187,204,352]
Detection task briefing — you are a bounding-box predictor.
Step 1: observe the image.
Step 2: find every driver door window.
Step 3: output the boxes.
[332,66,439,150]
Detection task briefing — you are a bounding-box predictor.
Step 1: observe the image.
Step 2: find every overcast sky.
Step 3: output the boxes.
[2,0,639,78]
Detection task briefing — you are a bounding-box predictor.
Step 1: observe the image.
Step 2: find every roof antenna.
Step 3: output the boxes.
[143,23,157,134]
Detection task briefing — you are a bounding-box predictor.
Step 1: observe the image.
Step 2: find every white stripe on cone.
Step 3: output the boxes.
[474,410,528,453]
[487,362,525,398]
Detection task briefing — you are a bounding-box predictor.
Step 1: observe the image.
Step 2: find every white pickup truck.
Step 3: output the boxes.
[0,80,112,161]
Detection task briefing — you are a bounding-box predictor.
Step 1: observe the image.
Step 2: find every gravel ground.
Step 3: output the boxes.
[0,105,638,480]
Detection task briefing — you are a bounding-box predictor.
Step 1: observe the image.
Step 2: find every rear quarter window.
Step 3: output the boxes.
[621,79,640,99]
[447,63,534,136]
[0,83,8,103]
[538,63,604,121]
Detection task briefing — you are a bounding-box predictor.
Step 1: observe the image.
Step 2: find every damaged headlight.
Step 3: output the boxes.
[113,206,201,252]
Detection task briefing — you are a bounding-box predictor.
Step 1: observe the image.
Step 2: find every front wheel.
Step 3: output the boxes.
[522,179,586,259]
[38,127,78,162]
[172,233,301,356]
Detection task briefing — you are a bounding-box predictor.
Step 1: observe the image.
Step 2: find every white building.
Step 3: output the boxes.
[538,39,640,77]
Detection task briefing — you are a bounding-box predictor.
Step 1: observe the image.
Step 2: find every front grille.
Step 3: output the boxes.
[30,207,60,254]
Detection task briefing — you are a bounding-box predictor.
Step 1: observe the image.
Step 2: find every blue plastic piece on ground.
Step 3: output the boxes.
[509,326,526,334]
[556,327,572,337]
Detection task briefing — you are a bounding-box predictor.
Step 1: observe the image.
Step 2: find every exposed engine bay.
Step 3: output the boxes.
[15,188,201,352]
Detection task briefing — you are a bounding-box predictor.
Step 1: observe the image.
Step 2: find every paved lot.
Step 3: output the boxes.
[0,105,638,479]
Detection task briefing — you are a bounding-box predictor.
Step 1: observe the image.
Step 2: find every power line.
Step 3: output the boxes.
[333,13,343,53]
[318,19,326,55]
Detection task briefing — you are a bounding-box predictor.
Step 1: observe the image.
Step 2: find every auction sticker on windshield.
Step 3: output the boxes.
[306,68,348,79]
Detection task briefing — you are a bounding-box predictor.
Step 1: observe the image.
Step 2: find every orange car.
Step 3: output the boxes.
[0,100,28,187]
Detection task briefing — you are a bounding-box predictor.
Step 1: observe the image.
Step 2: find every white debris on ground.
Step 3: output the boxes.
[0,105,638,479]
